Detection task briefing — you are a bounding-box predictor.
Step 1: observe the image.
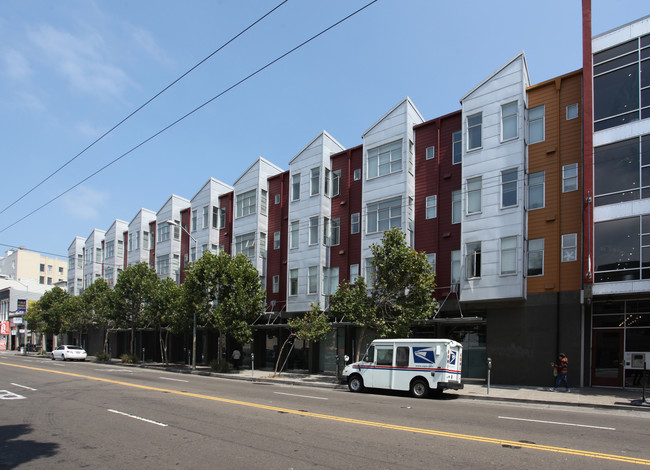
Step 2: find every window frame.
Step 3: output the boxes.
[501,168,518,208]
[310,167,320,196]
[562,233,578,262]
[309,216,319,246]
[467,112,482,151]
[466,242,482,279]
[529,105,545,144]
[466,177,482,215]
[500,236,517,275]
[367,140,402,179]
[273,231,280,250]
[308,266,318,294]
[366,196,401,234]
[289,269,299,296]
[426,146,435,160]
[291,173,301,202]
[236,189,257,218]
[452,190,462,224]
[426,195,437,219]
[452,130,462,164]
[566,103,579,120]
[290,221,299,249]
[528,171,545,210]
[527,238,544,277]
[351,212,360,234]
[563,163,579,193]
[501,101,518,141]
[272,275,280,293]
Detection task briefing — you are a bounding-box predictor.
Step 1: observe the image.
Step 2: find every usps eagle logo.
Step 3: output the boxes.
[412,347,436,364]
[449,350,457,365]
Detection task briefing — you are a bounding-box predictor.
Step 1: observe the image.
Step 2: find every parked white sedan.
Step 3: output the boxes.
[51,345,87,361]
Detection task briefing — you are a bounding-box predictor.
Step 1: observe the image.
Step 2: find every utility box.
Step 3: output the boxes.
[625,352,649,369]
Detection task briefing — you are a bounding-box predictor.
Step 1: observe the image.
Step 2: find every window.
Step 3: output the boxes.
[39,263,45,272]
[117,241,123,257]
[500,236,517,275]
[235,232,256,258]
[172,221,180,240]
[351,213,360,234]
[322,267,339,295]
[47,264,52,273]
[452,130,462,164]
[105,241,114,259]
[365,258,376,285]
[219,208,226,229]
[396,347,409,367]
[58,266,63,274]
[95,247,102,264]
[308,266,318,294]
[376,348,393,366]
[323,217,330,246]
[274,194,280,205]
[158,222,170,242]
[451,250,461,284]
[157,255,170,276]
[190,246,196,262]
[566,103,579,120]
[290,221,299,249]
[330,218,340,246]
[426,253,436,273]
[310,167,320,196]
[273,231,280,250]
[527,239,544,276]
[202,206,209,228]
[501,102,518,141]
[292,173,301,201]
[408,140,414,173]
[595,216,641,282]
[367,197,401,233]
[47,277,52,285]
[426,146,435,160]
[528,171,545,210]
[260,190,267,216]
[212,206,219,229]
[594,137,642,206]
[272,275,279,293]
[324,168,331,197]
[309,217,319,245]
[501,168,518,208]
[408,197,414,230]
[466,242,481,279]
[367,140,402,178]
[289,269,299,296]
[529,105,545,144]
[562,234,577,262]
[350,264,359,284]
[326,169,340,197]
[191,209,198,232]
[467,113,482,150]
[39,276,44,284]
[143,231,149,251]
[353,169,361,181]
[426,195,437,219]
[259,233,266,257]
[77,253,83,268]
[236,189,256,218]
[563,163,578,192]
[452,190,462,224]
[467,177,482,214]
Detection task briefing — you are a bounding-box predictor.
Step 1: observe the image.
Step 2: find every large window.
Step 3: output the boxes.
[562,233,577,262]
[466,242,481,279]
[290,221,299,249]
[529,105,545,144]
[330,218,340,246]
[593,35,650,131]
[528,171,545,210]
[310,167,320,196]
[191,209,198,232]
[219,208,226,229]
[527,239,544,276]
[260,190,267,216]
[500,236,517,275]
[367,140,402,178]
[105,241,114,259]
[452,190,462,224]
[308,266,318,294]
[426,195,437,219]
[235,232,256,258]
[367,197,401,233]
[292,173,301,201]
[562,163,578,193]
[309,217,319,245]
[157,255,170,276]
[501,101,518,141]
[595,216,645,282]
[289,269,299,296]
[467,177,482,214]
[117,240,123,258]
[212,206,219,229]
[467,113,482,150]
[501,168,518,208]
[452,130,462,164]
[322,267,339,295]
[236,189,256,218]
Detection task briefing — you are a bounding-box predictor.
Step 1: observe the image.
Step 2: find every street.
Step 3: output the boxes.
[1,353,649,469]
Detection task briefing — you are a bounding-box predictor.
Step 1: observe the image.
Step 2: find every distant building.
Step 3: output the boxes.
[0,247,67,286]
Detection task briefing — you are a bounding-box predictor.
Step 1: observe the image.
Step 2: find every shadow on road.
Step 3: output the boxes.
[0,424,59,468]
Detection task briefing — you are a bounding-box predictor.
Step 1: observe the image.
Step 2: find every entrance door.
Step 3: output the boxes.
[591,329,624,387]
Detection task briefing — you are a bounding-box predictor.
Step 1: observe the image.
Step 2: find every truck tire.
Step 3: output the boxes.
[348,375,364,393]
[410,379,429,398]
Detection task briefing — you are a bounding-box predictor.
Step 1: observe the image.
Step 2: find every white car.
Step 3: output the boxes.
[51,345,87,361]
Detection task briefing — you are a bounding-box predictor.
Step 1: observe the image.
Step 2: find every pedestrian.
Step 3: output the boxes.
[231,349,241,371]
[550,353,570,392]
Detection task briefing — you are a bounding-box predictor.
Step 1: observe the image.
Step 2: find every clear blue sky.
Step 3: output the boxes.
[1,0,648,260]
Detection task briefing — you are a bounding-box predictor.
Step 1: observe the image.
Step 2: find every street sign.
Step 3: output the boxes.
[17,299,27,313]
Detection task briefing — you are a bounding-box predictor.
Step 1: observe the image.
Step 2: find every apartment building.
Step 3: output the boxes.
[67,236,85,295]
[103,219,128,287]
[83,229,105,290]
[127,209,156,268]
[0,247,67,287]
[154,195,190,281]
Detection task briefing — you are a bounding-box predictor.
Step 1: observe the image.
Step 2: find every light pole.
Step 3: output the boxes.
[166,219,198,370]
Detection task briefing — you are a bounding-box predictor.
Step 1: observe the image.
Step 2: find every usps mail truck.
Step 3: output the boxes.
[342,338,463,398]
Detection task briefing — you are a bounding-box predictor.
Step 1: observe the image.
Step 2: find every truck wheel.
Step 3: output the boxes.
[410,379,429,398]
[348,375,364,393]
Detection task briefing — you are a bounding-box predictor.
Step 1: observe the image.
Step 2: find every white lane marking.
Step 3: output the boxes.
[96,369,133,373]
[498,416,615,430]
[274,391,328,400]
[159,377,189,382]
[107,409,168,427]
[10,383,37,391]
[0,390,26,400]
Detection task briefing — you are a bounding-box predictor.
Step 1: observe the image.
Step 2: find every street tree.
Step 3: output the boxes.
[25,286,70,350]
[79,277,115,352]
[146,276,183,364]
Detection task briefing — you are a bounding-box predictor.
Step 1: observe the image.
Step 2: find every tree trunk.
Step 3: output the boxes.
[274,333,295,376]
[355,327,367,362]
[130,325,135,355]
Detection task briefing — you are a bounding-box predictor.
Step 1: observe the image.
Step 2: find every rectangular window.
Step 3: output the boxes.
[501,101,518,141]
[528,171,545,210]
[324,168,331,197]
[274,194,280,204]
[202,206,209,228]
[527,239,544,276]
[290,221,299,249]
[351,213,360,234]
[451,250,461,284]
[562,233,577,262]
[39,276,44,284]
[322,267,339,295]
[563,163,578,192]
[191,209,198,232]
[426,195,437,219]
[467,113,482,150]
[566,103,579,120]
[595,216,640,282]
[272,275,279,293]
[292,173,301,201]
[95,247,103,264]
[501,168,518,208]
[323,217,331,246]
[157,255,170,276]
[365,258,376,285]
[467,177,482,214]
[367,197,401,233]
[47,277,52,285]
[219,208,226,229]
[105,241,114,259]
[289,269,299,296]
[330,218,340,246]
[259,233,266,257]
[212,206,219,229]
[143,231,149,250]
[273,231,280,250]
[310,167,320,196]
[190,246,196,262]
[260,189,267,216]
[408,140,414,173]
[309,217,319,245]
[236,189,256,218]
[452,130,462,164]
[172,220,180,240]
[466,242,481,279]
[235,232,256,258]
[367,140,402,178]
[353,169,361,181]
[308,266,318,294]
[128,232,133,252]
[331,169,341,197]
[529,105,545,144]
[452,190,462,224]
[426,146,435,160]
[426,253,436,273]
[350,264,359,284]
[500,236,517,275]
[39,263,45,272]
[117,241,123,258]
[594,138,640,206]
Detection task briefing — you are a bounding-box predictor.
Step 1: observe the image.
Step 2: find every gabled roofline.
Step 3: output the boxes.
[362,97,425,138]
[289,130,345,165]
[156,194,190,215]
[85,227,106,240]
[461,52,528,102]
[68,236,86,251]
[106,219,128,233]
[526,68,582,92]
[413,109,462,130]
[233,156,284,186]
[191,177,234,202]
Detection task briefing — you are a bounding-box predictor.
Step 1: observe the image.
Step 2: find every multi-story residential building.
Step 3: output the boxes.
[0,247,67,287]
[103,219,128,287]
[67,236,85,295]
[154,195,190,281]
[83,229,105,290]
[0,278,50,350]
[127,209,156,268]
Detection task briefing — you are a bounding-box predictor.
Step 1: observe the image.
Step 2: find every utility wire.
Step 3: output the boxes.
[0,243,67,259]
[0,0,289,217]
[0,0,379,236]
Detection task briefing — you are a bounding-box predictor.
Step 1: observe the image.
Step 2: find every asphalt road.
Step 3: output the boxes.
[1,353,649,469]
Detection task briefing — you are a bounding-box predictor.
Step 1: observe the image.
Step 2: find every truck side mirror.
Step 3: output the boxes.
[344,355,350,363]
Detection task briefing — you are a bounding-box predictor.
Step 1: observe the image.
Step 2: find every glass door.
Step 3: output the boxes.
[591,329,624,387]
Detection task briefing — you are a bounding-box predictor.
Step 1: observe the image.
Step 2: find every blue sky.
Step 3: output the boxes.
[1,0,649,260]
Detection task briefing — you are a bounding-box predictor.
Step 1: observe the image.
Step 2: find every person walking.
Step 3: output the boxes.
[550,353,570,392]
[231,349,241,371]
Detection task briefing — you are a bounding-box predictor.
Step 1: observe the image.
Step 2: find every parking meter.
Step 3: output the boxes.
[487,357,492,395]
[251,352,255,377]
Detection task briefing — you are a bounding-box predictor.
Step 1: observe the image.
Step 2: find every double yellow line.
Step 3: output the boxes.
[3,361,649,466]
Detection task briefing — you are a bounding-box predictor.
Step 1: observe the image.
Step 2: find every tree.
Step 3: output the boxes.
[25,286,70,349]
[79,278,115,352]
[145,276,183,364]
[113,263,158,355]
[329,227,437,359]
[274,303,331,376]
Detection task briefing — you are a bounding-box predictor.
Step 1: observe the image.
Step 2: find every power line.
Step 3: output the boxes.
[0,0,289,217]
[0,243,67,259]
[0,0,379,236]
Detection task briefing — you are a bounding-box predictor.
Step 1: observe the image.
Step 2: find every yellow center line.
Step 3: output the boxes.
[3,361,649,466]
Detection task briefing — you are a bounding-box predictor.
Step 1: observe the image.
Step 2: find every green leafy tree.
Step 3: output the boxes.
[146,276,183,364]
[113,262,158,354]
[274,303,331,376]
[25,286,70,349]
[80,278,115,352]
